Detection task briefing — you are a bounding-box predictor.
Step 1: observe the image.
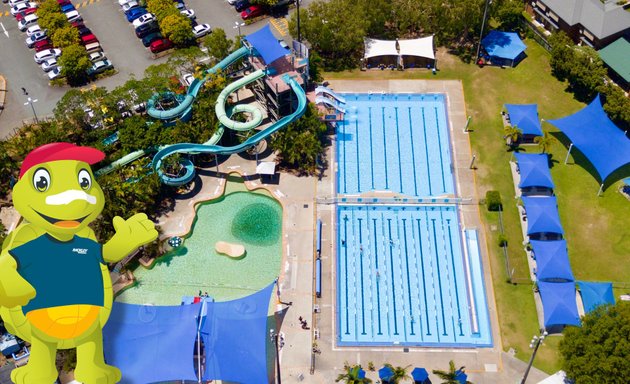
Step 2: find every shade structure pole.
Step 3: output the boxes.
[197,299,206,383]
[598,183,604,196]
[475,0,492,60]
[564,143,573,164]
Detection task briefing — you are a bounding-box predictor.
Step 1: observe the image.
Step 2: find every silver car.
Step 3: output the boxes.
[41,58,58,72]
[25,31,47,49]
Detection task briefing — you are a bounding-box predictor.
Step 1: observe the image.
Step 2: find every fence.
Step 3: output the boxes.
[521,17,552,52]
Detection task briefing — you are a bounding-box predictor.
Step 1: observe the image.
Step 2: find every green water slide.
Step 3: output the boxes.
[146,46,250,121]
[215,69,266,131]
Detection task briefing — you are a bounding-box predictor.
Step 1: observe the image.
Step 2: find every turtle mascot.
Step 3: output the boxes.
[0,142,158,384]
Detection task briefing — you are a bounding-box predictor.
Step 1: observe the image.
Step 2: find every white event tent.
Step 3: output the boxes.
[364,36,435,69]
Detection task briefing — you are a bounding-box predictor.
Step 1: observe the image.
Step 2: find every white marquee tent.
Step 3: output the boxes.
[364,36,435,69]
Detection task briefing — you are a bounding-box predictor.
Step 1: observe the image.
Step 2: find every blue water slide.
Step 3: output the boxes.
[146,46,250,121]
[315,86,346,104]
[152,74,307,186]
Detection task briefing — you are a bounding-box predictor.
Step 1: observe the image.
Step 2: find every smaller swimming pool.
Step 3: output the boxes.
[117,180,283,305]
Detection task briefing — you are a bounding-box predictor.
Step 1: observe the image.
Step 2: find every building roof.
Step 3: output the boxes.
[540,0,630,39]
[598,37,630,82]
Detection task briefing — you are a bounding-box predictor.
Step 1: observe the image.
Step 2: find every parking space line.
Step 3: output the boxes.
[270,17,289,37]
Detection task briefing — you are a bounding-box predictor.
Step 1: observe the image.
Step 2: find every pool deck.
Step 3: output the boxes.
[151,80,550,383]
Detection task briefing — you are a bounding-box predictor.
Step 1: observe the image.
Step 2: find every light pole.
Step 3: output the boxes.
[475,0,492,61]
[233,21,244,37]
[520,331,548,384]
[270,329,282,384]
[24,96,39,123]
[296,0,301,42]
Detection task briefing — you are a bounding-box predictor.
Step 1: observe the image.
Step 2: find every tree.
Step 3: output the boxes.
[560,302,630,384]
[599,83,630,131]
[51,25,80,48]
[335,364,372,384]
[37,0,61,15]
[503,125,522,148]
[534,131,555,154]
[58,44,91,84]
[383,363,411,384]
[160,14,194,46]
[495,0,524,31]
[38,12,68,33]
[203,28,233,62]
[432,360,473,384]
[167,46,204,74]
[146,0,178,21]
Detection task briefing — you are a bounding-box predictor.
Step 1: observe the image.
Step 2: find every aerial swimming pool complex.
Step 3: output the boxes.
[335,93,492,347]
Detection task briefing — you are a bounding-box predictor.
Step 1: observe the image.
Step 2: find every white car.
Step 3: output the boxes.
[41,58,58,72]
[48,66,63,80]
[192,23,211,38]
[118,0,133,6]
[227,0,237,4]
[174,2,184,10]
[10,2,37,16]
[26,24,44,37]
[34,48,61,64]
[18,14,38,31]
[180,9,195,19]
[121,0,138,12]
[8,0,29,7]
[132,13,154,28]
[88,51,106,62]
[25,31,47,48]
[64,10,82,23]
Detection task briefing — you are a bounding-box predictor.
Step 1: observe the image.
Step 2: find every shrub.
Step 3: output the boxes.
[497,234,508,247]
[485,190,502,211]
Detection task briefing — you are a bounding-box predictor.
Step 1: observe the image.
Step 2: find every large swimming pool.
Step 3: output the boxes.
[337,93,454,197]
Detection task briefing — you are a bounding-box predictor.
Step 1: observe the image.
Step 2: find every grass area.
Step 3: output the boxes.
[324,39,629,373]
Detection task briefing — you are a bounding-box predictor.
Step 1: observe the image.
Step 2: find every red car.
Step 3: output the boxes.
[149,38,173,53]
[15,8,37,21]
[33,39,53,52]
[80,33,98,45]
[241,5,264,20]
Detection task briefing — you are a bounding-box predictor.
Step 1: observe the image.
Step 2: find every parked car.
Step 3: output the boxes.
[10,2,36,16]
[80,33,98,45]
[149,38,173,54]
[48,66,63,79]
[126,7,147,22]
[77,26,91,36]
[84,42,101,53]
[8,0,29,7]
[40,58,58,72]
[234,0,250,11]
[241,5,264,20]
[87,59,113,76]
[60,2,75,13]
[118,0,133,6]
[227,0,237,4]
[25,31,47,48]
[15,8,37,22]
[141,31,162,47]
[33,39,52,52]
[65,10,82,23]
[88,51,106,62]
[192,23,211,38]
[121,0,138,12]
[180,9,195,19]
[132,13,155,28]
[26,24,44,37]
[18,14,39,32]
[135,21,158,38]
[174,1,185,10]
[34,48,61,64]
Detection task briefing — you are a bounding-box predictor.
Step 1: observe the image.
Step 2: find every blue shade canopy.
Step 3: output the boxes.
[482,30,526,60]
[103,302,201,384]
[547,94,630,182]
[538,281,581,327]
[506,104,543,136]
[578,281,615,313]
[522,196,564,235]
[244,25,288,65]
[357,368,366,379]
[455,370,468,384]
[515,153,554,189]
[531,240,574,282]
[411,367,429,382]
[379,366,394,380]
[201,283,274,383]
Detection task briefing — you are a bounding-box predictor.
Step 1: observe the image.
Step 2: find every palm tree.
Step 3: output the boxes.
[384,363,411,384]
[335,364,372,384]
[432,360,473,384]
[534,131,556,154]
[503,125,522,148]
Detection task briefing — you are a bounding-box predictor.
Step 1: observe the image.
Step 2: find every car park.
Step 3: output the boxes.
[149,38,173,53]
[80,33,98,45]
[234,0,250,11]
[241,5,264,20]
[48,66,63,79]
[33,39,53,52]
[227,0,237,4]
[15,8,37,22]
[40,58,58,72]
[65,10,82,23]
[88,51,106,62]
[121,0,138,12]
[132,13,155,28]
[10,2,37,16]
[192,23,211,38]
[34,48,61,64]
[141,31,162,47]
[25,31,48,48]
[60,2,75,13]
[87,59,113,76]
[135,21,159,38]
[18,14,39,31]
[126,7,147,22]
[26,24,44,37]
[180,9,195,19]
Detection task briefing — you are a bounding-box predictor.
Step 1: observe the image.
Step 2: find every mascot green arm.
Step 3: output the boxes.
[0,225,38,308]
[102,213,158,263]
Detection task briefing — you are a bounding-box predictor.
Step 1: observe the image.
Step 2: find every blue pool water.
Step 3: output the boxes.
[337,93,454,197]
[336,205,492,347]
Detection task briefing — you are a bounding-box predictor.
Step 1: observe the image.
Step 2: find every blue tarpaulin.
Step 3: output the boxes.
[578,281,615,313]
[538,281,581,327]
[482,30,526,60]
[201,283,274,383]
[103,302,201,384]
[515,153,554,189]
[531,240,574,282]
[522,196,564,235]
[506,104,543,136]
[379,366,394,381]
[547,94,630,183]
[411,367,429,382]
[244,25,288,65]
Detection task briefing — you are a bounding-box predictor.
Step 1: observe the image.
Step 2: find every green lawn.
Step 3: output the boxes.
[324,39,630,373]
